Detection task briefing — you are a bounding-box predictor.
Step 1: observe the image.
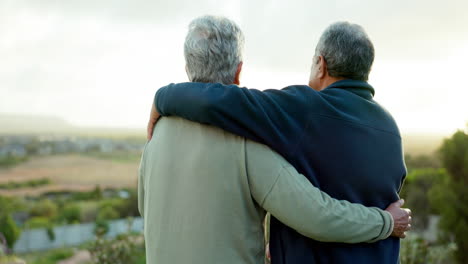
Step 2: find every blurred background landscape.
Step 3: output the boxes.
[1,0,467,263]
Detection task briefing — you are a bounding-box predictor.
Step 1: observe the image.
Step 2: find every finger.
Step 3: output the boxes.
[392,199,404,208]
[404,208,412,216]
[396,231,405,239]
[408,216,412,224]
[389,199,403,209]
[398,199,405,207]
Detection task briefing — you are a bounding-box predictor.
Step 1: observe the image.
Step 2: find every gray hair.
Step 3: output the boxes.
[315,22,374,81]
[184,15,244,84]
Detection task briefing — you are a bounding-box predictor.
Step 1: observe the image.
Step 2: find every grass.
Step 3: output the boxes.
[0,156,28,168]
[19,248,74,264]
[0,178,50,190]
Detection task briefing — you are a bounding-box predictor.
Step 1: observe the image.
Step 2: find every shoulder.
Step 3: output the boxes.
[245,140,291,170]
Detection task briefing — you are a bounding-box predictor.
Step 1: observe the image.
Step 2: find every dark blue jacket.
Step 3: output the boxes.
[155,79,406,264]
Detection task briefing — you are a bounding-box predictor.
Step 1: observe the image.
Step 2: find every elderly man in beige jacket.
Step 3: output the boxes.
[138,15,411,264]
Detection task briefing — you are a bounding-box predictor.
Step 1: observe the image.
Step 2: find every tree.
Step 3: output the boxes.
[0,214,20,249]
[400,168,447,230]
[429,128,468,263]
[0,196,21,249]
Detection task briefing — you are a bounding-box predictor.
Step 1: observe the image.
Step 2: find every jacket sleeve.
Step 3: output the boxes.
[246,141,393,243]
[155,82,312,149]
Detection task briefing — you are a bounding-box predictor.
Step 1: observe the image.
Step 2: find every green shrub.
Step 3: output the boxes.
[29,199,57,219]
[88,234,145,264]
[98,198,128,219]
[58,204,81,224]
[118,189,140,217]
[70,186,103,201]
[79,201,99,222]
[0,214,21,248]
[0,178,50,190]
[429,129,468,263]
[399,168,447,230]
[97,206,119,221]
[25,217,50,229]
[0,196,21,248]
[0,156,28,168]
[46,226,55,241]
[94,219,110,236]
[400,235,456,264]
[405,154,441,170]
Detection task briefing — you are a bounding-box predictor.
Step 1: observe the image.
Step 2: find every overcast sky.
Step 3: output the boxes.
[1,0,467,133]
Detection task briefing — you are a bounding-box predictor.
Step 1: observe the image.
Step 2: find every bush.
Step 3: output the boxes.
[80,202,99,222]
[94,219,110,236]
[0,214,21,249]
[46,226,55,242]
[88,234,145,264]
[118,189,140,217]
[400,235,456,263]
[29,199,57,219]
[70,186,103,201]
[399,169,447,230]
[405,154,441,170]
[98,198,128,219]
[0,196,21,249]
[0,156,28,168]
[25,217,51,229]
[429,129,468,263]
[0,178,50,190]
[97,206,119,221]
[58,204,81,224]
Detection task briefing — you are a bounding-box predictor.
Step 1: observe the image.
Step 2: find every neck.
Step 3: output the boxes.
[316,76,346,91]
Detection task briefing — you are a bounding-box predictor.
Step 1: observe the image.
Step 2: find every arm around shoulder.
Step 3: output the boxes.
[245,141,393,244]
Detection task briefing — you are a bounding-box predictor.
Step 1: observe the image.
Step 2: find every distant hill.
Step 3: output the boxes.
[0,113,143,137]
[0,114,75,134]
[0,113,450,153]
[402,133,448,156]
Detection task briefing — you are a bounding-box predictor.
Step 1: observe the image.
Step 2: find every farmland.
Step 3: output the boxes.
[0,154,140,197]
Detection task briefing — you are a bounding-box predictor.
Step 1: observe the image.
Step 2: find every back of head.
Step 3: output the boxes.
[315,22,374,81]
[184,15,244,84]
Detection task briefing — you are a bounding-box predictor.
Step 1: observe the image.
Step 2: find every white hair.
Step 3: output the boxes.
[184,15,244,84]
[315,22,375,81]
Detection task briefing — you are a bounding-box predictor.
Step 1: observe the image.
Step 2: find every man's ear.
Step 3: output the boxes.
[317,56,327,79]
[233,61,243,85]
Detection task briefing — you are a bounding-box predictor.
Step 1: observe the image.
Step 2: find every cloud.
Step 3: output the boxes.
[0,0,466,131]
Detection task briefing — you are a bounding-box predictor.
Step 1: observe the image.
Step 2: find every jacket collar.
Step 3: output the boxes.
[324,79,375,98]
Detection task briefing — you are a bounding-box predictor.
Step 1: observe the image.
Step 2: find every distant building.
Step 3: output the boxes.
[0,144,27,158]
